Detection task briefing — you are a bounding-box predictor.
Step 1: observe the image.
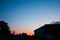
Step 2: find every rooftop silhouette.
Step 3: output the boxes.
[34,22,60,40]
[0,21,60,40]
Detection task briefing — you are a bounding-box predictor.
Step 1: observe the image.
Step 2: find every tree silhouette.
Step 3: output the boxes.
[1,21,60,40]
[51,21,60,24]
[0,21,10,35]
[0,21,11,40]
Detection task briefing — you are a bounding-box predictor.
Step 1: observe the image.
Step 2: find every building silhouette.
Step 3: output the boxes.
[1,21,60,40]
[34,24,60,40]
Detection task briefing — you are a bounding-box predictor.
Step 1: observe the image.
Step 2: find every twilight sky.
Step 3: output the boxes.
[0,0,60,35]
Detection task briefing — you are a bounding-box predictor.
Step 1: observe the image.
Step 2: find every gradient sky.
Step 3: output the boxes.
[0,0,60,35]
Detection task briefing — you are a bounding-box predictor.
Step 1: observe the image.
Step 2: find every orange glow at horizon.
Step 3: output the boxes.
[11,30,34,35]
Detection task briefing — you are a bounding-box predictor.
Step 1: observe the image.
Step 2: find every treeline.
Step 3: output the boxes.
[0,21,38,40]
[0,21,60,40]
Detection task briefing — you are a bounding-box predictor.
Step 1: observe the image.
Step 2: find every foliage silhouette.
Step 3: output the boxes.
[0,21,60,40]
[51,21,60,24]
[0,21,11,40]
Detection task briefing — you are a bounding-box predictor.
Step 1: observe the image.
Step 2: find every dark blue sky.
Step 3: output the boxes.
[0,0,60,35]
